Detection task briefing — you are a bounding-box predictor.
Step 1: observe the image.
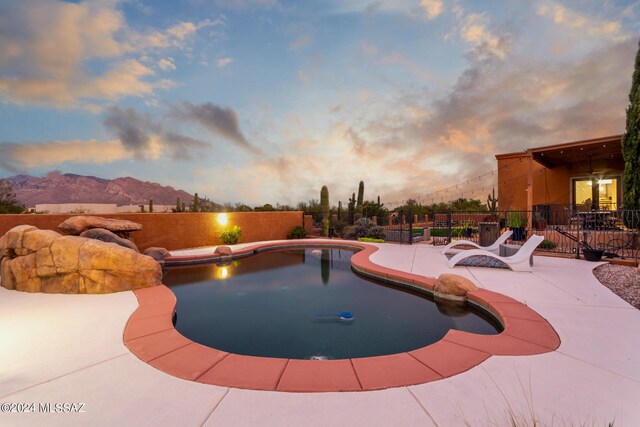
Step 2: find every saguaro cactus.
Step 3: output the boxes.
[486,188,498,213]
[176,197,182,212]
[356,181,364,219]
[348,193,356,225]
[321,186,330,237]
[321,249,330,285]
[149,198,154,213]
[338,201,342,218]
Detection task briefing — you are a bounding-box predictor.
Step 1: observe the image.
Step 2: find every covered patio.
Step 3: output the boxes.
[497,135,625,215]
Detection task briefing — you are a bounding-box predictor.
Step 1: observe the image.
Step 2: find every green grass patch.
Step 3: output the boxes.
[429,227,478,237]
[357,237,385,243]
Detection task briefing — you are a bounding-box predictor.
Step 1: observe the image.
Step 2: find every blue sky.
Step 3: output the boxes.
[0,0,638,207]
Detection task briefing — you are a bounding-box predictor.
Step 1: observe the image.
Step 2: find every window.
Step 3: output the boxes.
[572,176,620,210]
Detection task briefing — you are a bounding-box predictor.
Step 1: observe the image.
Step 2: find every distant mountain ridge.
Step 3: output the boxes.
[5,173,194,207]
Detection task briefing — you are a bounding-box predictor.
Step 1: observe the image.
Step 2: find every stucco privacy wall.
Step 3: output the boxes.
[496,153,572,211]
[0,212,304,251]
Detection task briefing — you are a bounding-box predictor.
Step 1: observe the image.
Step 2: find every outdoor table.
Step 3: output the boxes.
[574,211,617,230]
[499,243,534,266]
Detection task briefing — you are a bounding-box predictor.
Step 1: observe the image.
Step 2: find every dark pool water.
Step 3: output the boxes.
[163,248,501,360]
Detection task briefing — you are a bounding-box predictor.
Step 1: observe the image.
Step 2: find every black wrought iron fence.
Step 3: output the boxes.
[304,209,416,244]
[431,209,640,260]
[382,208,415,244]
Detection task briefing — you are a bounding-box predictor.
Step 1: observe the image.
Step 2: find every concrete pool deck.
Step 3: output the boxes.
[1,240,639,425]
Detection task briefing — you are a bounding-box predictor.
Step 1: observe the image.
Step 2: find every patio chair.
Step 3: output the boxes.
[441,230,513,255]
[447,235,544,272]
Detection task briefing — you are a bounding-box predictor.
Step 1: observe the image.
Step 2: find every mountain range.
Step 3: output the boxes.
[4,173,194,207]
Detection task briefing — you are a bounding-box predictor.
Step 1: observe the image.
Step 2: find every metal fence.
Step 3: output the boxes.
[305,208,419,244]
[381,208,414,244]
[429,209,640,260]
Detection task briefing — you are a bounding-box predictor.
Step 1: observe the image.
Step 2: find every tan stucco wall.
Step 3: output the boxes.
[497,154,595,211]
[497,154,530,211]
[0,212,304,251]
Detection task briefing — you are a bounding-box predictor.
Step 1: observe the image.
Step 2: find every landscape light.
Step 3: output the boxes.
[217,213,228,226]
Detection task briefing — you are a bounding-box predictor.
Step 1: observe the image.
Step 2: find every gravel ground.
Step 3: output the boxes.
[593,264,640,309]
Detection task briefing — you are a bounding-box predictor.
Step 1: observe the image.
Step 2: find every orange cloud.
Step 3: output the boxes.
[0,1,211,108]
[158,58,176,71]
[459,13,510,59]
[0,129,213,172]
[420,0,443,20]
[0,59,159,106]
[0,139,131,171]
[537,1,625,40]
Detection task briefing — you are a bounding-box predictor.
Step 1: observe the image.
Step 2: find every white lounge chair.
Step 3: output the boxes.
[447,234,544,272]
[441,230,513,255]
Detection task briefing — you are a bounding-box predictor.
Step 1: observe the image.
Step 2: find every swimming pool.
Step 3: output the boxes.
[163,247,502,360]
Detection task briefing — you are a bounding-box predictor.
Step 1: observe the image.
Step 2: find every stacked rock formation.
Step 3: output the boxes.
[58,216,169,262]
[0,225,162,294]
[79,228,140,252]
[143,247,170,261]
[58,216,143,238]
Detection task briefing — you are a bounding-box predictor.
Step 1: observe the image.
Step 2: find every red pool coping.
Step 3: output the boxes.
[124,241,560,392]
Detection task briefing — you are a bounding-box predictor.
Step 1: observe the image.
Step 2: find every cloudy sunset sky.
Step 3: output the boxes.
[0,0,638,207]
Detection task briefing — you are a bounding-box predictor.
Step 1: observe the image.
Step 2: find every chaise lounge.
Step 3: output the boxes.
[441,230,513,255]
[447,234,544,272]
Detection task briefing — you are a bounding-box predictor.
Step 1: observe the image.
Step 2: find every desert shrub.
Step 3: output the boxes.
[508,211,525,228]
[220,225,242,245]
[331,220,347,236]
[539,239,557,250]
[343,218,386,240]
[288,226,307,239]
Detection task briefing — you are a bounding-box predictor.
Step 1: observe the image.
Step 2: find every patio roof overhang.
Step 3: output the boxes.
[529,134,623,170]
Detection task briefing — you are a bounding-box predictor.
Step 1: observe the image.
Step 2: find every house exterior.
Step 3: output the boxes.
[495,134,624,213]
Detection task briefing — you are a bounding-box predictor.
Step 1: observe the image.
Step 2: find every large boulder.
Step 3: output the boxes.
[80,228,139,252]
[433,273,478,301]
[214,246,232,256]
[3,225,38,256]
[0,258,15,289]
[0,225,161,294]
[143,247,170,261]
[58,216,143,237]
